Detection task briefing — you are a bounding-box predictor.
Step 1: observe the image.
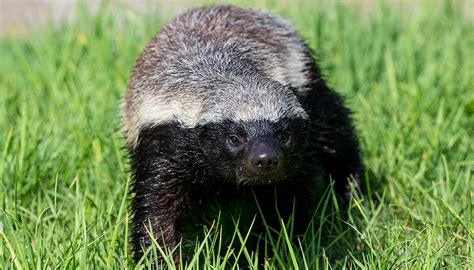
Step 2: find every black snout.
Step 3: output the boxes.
[248,142,280,173]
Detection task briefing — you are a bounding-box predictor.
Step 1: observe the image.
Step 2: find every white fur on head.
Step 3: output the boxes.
[122,94,203,149]
[122,81,308,149]
[122,5,315,149]
[198,81,309,126]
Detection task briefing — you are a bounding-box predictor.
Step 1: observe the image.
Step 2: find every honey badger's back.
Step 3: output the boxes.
[123,5,313,148]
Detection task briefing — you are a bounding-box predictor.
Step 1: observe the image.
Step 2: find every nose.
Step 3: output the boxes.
[249,143,280,173]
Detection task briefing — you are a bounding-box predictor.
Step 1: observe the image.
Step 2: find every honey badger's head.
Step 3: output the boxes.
[199,117,309,185]
[197,75,310,185]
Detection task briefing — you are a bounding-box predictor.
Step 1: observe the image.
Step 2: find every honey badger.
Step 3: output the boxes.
[123,5,364,261]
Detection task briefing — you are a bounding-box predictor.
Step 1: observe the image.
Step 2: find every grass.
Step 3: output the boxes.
[0,0,472,268]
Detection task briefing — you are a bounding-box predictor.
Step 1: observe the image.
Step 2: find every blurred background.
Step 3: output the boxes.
[0,0,187,37]
[1,0,472,37]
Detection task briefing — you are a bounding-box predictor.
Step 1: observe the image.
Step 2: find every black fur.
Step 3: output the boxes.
[298,50,364,197]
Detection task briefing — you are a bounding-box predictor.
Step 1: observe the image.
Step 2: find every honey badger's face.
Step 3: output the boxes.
[199,118,309,185]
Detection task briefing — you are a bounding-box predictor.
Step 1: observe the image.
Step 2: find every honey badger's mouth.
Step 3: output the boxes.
[236,169,288,186]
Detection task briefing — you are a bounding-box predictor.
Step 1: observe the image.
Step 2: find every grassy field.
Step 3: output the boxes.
[1,0,472,268]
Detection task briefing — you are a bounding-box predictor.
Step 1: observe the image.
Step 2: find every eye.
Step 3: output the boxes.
[227,134,243,147]
[279,131,291,145]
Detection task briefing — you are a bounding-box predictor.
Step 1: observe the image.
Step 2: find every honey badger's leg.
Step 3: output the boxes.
[301,77,364,199]
[129,123,196,262]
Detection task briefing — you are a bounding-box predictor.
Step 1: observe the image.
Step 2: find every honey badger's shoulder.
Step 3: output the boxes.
[123,5,314,148]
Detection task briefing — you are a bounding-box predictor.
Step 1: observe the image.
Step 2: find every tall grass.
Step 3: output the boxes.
[1,0,472,268]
